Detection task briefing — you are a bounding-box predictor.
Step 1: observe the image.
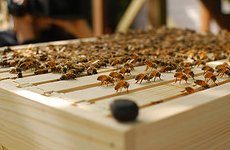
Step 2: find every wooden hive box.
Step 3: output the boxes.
[0,39,230,150]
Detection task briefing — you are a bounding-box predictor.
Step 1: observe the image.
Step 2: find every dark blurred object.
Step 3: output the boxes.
[7,0,91,20]
[200,0,230,31]
[110,99,139,122]
[0,30,17,47]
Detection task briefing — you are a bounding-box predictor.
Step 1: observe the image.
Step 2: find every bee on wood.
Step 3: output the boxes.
[67,68,81,76]
[61,66,68,73]
[148,70,162,81]
[17,72,23,78]
[8,59,18,67]
[16,67,22,73]
[179,62,193,68]
[87,66,97,75]
[119,67,131,75]
[111,59,121,67]
[204,71,217,84]
[216,64,230,77]
[97,75,114,86]
[18,61,33,71]
[215,62,229,70]
[194,60,206,67]
[174,72,188,84]
[45,61,56,69]
[194,80,209,88]
[202,65,214,74]
[183,68,195,79]
[135,73,149,84]
[145,60,157,71]
[114,80,129,92]
[51,65,62,73]
[92,60,106,68]
[216,68,228,77]
[159,66,174,73]
[124,62,134,71]
[198,51,207,60]
[182,87,195,94]
[9,67,17,74]
[60,72,76,80]
[109,71,124,80]
[34,68,49,75]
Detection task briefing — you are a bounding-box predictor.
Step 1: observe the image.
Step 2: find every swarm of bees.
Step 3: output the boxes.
[0,27,230,98]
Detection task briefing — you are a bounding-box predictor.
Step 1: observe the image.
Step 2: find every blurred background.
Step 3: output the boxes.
[0,0,229,46]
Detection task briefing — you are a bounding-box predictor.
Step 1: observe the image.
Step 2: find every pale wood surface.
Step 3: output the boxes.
[0,41,230,150]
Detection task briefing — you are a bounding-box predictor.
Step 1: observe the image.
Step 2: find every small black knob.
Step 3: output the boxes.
[110,99,139,122]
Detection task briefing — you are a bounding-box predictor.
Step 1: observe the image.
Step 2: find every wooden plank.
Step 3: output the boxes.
[32,66,144,93]
[13,73,61,85]
[126,83,230,150]
[0,68,10,73]
[12,66,116,87]
[92,0,104,36]
[0,87,129,150]
[16,59,227,94]
[148,0,167,28]
[116,0,146,32]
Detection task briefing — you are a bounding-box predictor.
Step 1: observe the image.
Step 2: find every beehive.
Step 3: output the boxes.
[1,29,230,150]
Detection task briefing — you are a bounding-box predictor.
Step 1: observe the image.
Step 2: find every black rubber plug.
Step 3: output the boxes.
[110,99,139,122]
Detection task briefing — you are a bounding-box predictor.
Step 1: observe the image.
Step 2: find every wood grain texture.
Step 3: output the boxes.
[0,50,230,150]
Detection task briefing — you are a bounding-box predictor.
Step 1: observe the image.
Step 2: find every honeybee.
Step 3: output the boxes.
[61,66,68,73]
[8,59,18,67]
[119,67,131,75]
[109,71,124,80]
[45,61,56,69]
[204,71,217,84]
[183,68,195,79]
[111,59,121,67]
[114,80,129,92]
[175,67,183,72]
[60,72,76,80]
[92,60,107,68]
[51,65,62,73]
[17,72,23,78]
[216,66,230,78]
[124,62,134,71]
[183,62,193,68]
[18,61,33,70]
[198,51,207,60]
[16,67,22,73]
[159,66,174,73]
[202,65,214,74]
[182,87,195,94]
[215,62,229,70]
[148,70,162,81]
[9,67,17,74]
[194,80,209,88]
[135,73,149,84]
[145,60,157,71]
[97,75,114,86]
[174,72,188,84]
[87,66,97,75]
[194,60,206,67]
[34,68,49,75]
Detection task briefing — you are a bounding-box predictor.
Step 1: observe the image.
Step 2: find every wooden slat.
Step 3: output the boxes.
[0,67,10,73]
[12,66,116,87]
[32,66,144,93]
[126,83,230,150]
[0,88,126,150]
